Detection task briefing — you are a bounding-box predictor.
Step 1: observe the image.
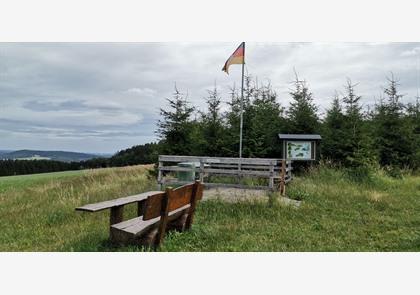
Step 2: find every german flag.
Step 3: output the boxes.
[222,42,245,74]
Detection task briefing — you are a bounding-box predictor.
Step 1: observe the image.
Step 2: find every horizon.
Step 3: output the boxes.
[1,42,420,153]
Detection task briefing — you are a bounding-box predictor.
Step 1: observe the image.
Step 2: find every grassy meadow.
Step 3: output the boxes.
[0,165,419,251]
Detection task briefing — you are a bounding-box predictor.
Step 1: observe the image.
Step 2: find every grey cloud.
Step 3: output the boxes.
[1,42,420,153]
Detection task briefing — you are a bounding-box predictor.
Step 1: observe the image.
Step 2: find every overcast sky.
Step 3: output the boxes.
[1,42,419,154]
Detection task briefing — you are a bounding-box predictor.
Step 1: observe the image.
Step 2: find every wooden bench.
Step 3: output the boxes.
[76,181,204,248]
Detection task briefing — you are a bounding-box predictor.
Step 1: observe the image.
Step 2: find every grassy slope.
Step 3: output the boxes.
[0,165,419,251]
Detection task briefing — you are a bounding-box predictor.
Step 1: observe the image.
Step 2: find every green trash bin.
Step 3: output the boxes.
[177,162,199,182]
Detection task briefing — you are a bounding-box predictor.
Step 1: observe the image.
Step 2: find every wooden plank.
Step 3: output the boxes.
[204,182,268,190]
[158,166,196,172]
[159,155,281,165]
[161,179,270,190]
[203,168,272,177]
[75,191,162,212]
[168,183,194,211]
[142,192,166,221]
[143,183,195,220]
[208,164,276,170]
[111,205,190,235]
[160,165,281,173]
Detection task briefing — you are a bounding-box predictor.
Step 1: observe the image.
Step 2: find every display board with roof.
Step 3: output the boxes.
[278,134,322,161]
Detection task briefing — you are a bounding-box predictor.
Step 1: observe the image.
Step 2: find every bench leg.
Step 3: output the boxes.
[110,205,124,243]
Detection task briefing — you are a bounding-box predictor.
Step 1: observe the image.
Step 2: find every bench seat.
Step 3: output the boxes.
[110,204,191,246]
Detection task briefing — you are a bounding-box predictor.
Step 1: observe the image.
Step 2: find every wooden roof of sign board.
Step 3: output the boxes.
[278,134,322,140]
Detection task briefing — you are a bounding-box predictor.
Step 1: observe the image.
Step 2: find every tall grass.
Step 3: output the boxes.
[0,165,155,251]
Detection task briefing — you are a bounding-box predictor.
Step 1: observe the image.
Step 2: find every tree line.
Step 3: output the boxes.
[157,73,420,175]
[0,143,159,176]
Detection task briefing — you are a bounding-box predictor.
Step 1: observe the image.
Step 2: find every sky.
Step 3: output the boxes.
[1,42,420,154]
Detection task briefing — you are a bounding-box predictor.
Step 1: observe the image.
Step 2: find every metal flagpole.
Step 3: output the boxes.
[239,42,245,164]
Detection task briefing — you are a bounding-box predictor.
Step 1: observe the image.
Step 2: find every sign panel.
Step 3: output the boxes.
[286,141,312,160]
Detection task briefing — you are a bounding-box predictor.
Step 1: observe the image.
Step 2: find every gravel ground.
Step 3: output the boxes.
[203,187,270,202]
[202,187,301,207]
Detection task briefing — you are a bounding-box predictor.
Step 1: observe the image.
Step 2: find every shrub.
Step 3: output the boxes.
[384,165,403,179]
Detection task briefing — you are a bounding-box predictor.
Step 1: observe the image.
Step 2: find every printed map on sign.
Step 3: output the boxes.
[287,141,311,159]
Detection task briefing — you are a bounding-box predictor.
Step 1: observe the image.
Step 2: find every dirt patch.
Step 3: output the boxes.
[203,187,302,207]
[203,187,269,202]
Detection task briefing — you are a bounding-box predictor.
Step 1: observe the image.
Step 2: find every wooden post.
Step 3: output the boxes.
[110,205,124,242]
[199,160,204,183]
[280,160,286,196]
[155,188,170,248]
[157,160,163,190]
[137,201,143,217]
[269,162,274,191]
[185,181,200,230]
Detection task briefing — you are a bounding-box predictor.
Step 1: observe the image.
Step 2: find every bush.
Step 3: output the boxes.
[384,165,403,179]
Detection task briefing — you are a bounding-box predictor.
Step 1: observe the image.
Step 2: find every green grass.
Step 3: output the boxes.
[0,170,84,193]
[0,165,419,251]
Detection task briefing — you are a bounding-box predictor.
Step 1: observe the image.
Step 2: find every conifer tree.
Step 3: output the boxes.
[321,93,346,163]
[341,79,373,168]
[247,81,285,157]
[373,75,412,168]
[156,86,195,155]
[199,86,226,156]
[287,76,319,134]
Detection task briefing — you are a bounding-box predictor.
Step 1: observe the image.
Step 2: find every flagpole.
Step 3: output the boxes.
[239,42,245,166]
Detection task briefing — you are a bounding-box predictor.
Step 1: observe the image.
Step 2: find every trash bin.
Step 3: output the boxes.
[177,162,199,182]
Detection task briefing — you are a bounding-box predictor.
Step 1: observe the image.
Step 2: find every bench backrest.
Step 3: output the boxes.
[143,181,203,248]
[143,181,203,221]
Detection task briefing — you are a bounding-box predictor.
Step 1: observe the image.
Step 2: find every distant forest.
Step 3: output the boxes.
[1,73,419,177]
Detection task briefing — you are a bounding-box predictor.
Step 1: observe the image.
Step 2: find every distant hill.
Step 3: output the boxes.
[0,150,13,156]
[0,150,108,162]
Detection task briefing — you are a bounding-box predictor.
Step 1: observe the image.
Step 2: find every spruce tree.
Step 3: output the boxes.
[406,97,420,169]
[321,93,346,164]
[373,75,412,168]
[287,77,319,134]
[156,86,195,155]
[247,82,285,157]
[340,79,373,168]
[200,86,226,156]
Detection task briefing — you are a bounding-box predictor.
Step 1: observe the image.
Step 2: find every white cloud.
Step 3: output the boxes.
[125,87,157,97]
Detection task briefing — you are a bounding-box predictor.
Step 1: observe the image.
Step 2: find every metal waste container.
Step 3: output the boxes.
[177,162,199,182]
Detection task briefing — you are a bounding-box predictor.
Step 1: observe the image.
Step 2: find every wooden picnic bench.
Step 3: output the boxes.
[76,181,204,248]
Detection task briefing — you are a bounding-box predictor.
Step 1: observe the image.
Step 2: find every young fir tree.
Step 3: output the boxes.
[247,81,285,158]
[199,86,226,156]
[321,92,347,164]
[405,97,420,169]
[373,75,412,168]
[340,79,373,168]
[156,86,195,155]
[223,76,254,157]
[287,77,319,134]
